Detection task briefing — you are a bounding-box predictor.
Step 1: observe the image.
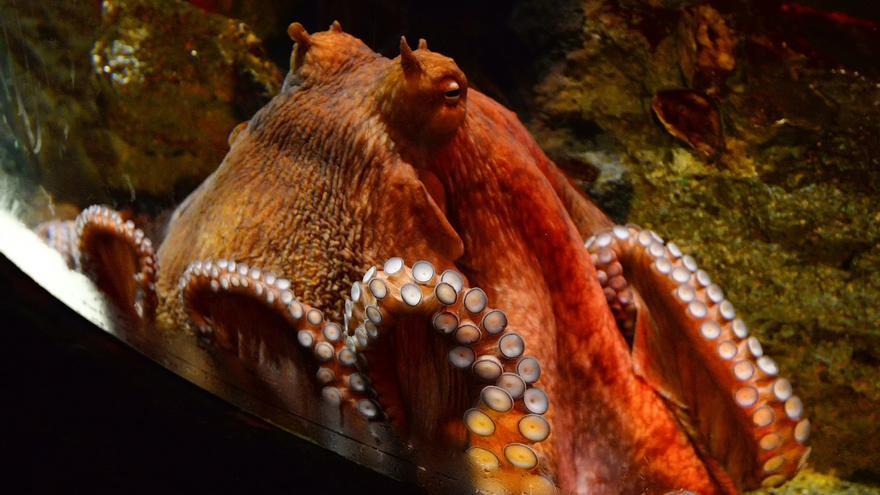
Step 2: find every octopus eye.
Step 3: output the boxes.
[443,80,462,104]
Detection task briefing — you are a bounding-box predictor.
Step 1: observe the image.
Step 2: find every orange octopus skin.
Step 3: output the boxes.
[36,22,810,494]
[411,92,721,494]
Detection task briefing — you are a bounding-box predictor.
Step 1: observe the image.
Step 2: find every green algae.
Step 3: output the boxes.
[757,470,880,495]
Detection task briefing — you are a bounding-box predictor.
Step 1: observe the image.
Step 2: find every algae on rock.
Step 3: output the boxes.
[516,0,880,487]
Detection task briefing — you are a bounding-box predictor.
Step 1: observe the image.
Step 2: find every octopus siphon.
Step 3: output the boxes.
[37,22,810,495]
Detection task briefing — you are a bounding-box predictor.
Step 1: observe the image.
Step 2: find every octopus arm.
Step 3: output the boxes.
[37,205,158,322]
[181,255,558,494]
[586,225,810,491]
[347,259,558,494]
[179,258,379,407]
[35,219,80,270]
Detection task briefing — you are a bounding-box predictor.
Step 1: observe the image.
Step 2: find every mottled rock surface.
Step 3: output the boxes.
[0,0,281,213]
[515,0,880,490]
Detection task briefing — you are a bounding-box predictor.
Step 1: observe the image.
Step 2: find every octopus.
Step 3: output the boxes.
[37,22,811,495]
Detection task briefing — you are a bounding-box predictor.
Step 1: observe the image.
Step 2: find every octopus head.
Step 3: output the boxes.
[380,37,468,147]
[284,21,378,88]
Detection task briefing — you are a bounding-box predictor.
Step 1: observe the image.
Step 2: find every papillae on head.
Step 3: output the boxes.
[283,21,379,89]
[284,22,468,149]
[378,37,468,147]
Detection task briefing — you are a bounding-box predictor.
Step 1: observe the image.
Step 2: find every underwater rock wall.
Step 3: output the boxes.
[0,0,281,214]
[517,0,880,488]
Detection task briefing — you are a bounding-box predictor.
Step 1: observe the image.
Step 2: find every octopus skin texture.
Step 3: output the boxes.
[37,22,811,495]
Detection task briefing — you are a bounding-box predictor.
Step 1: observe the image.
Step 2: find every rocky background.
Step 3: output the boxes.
[1,0,878,493]
[0,0,281,220]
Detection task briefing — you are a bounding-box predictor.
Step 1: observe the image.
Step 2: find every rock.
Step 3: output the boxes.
[0,0,282,212]
[516,0,880,485]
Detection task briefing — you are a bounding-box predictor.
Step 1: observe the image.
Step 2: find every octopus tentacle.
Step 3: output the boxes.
[36,219,80,269]
[37,205,157,320]
[586,225,810,491]
[75,205,158,320]
[181,256,557,492]
[346,259,557,494]
[180,259,380,416]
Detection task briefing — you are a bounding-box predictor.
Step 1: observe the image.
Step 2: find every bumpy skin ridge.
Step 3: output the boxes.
[35,23,810,495]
